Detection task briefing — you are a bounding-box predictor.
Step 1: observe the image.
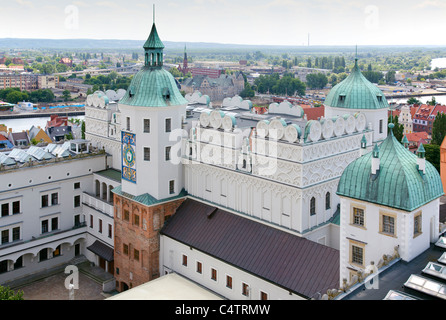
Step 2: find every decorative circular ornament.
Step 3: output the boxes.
[256,120,269,138]
[210,110,223,129]
[284,124,300,143]
[200,111,210,127]
[269,119,286,140]
[309,120,322,142]
[321,119,334,139]
[345,114,356,134]
[333,116,345,137]
[123,145,135,167]
[355,113,366,132]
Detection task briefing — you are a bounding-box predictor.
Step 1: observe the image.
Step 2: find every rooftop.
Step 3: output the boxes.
[161,198,340,299]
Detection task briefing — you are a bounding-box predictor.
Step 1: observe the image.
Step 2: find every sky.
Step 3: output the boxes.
[1,0,446,46]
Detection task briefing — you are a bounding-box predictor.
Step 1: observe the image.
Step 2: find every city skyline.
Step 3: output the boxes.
[0,0,446,47]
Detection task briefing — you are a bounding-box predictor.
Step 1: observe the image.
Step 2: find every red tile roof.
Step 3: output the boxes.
[161,198,340,299]
[302,105,325,121]
[405,131,429,142]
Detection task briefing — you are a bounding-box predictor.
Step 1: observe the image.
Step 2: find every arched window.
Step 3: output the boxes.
[310,197,316,216]
[325,192,331,210]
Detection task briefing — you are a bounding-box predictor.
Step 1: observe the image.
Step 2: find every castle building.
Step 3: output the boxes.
[337,125,444,286]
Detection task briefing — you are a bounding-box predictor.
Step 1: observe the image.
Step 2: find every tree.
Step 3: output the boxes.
[424,144,440,173]
[427,96,437,106]
[432,112,446,146]
[62,90,71,102]
[239,83,255,98]
[385,70,396,84]
[306,73,328,89]
[407,97,421,105]
[388,115,404,143]
[0,285,23,300]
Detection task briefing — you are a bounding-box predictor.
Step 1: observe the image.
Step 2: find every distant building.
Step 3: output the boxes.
[38,75,59,89]
[8,131,30,147]
[190,67,222,79]
[59,57,72,67]
[292,67,331,82]
[181,72,244,101]
[0,74,38,91]
[0,134,13,150]
[28,126,52,145]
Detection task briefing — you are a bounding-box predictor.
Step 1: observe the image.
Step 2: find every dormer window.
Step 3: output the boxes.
[339,94,346,103]
[377,95,382,102]
[162,87,170,100]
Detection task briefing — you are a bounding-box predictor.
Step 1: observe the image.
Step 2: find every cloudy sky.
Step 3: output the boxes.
[1,0,446,46]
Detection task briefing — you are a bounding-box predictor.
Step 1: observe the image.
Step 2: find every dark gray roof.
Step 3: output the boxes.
[161,198,340,299]
[87,240,114,262]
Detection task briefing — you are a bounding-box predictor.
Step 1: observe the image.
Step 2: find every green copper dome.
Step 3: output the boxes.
[337,126,444,211]
[119,66,187,107]
[119,21,187,108]
[324,59,389,110]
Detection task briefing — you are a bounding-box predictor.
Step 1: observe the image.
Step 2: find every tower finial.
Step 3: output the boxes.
[355,44,358,60]
[153,4,155,24]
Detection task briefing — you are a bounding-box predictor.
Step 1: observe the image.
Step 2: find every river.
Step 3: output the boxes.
[0,115,85,133]
[431,57,446,70]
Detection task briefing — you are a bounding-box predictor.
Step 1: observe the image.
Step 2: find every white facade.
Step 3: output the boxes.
[0,152,107,285]
[338,196,440,285]
[119,103,186,199]
[183,116,373,248]
[160,235,305,300]
[398,105,413,134]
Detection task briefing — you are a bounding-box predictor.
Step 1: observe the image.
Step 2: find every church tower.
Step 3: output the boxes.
[182,45,188,75]
[113,13,188,291]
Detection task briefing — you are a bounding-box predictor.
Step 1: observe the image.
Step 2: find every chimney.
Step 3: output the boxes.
[360,134,367,156]
[371,143,380,174]
[416,143,426,174]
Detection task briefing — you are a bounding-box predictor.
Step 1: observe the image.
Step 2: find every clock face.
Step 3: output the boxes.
[123,145,135,167]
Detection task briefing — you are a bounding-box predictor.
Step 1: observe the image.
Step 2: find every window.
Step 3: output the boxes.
[53,245,61,257]
[41,195,49,208]
[14,256,23,270]
[51,193,58,206]
[351,245,364,266]
[260,291,268,300]
[108,224,112,239]
[74,182,81,189]
[310,197,316,216]
[414,212,422,237]
[1,203,8,217]
[182,254,187,266]
[379,119,383,134]
[99,219,103,233]
[211,268,217,281]
[0,260,7,274]
[169,180,175,195]
[133,214,140,227]
[143,119,150,133]
[165,118,171,133]
[1,230,9,244]
[12,227,20,241]
[242,283,249,297]
[226,275,232,289]
[90,215,93,228]
[41,220,49,234]
[144,147,150,161]
[134,249,139,261]
[74,214,81,227]
[74,195,81,208]
[124,210,129,222]
[51,217,58,231]
[12,201,20,215]
[39,249,48,262]
[381,214,395,236]
[123,244,129,255]
[325,192,331,210]
[126,117,130,131]
[353,207,364,227]
[196,261,202,274]
[165,146,171,161]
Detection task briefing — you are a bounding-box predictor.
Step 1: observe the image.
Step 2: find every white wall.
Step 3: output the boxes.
[160,236,305,300]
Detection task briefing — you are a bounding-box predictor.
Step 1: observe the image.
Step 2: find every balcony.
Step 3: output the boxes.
[82,192,114,217]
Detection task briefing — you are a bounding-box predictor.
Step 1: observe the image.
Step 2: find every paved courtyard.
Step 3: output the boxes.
[19,271,106,300]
